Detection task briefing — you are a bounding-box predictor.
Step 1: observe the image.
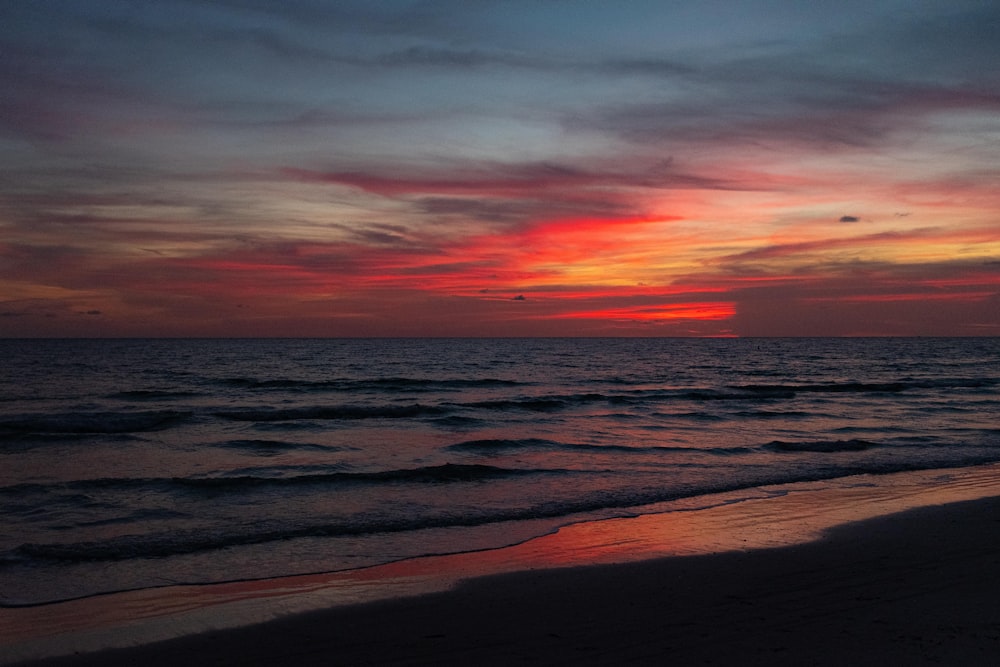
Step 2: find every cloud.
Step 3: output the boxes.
[326,222,423,248]
[376,46,527,68]
[563,5,1000,154]
[3,2,998,337]
[282,159,733,197]
[280,158,741,235]
[716,230,928,264]
[726,260,1000,336]
[599,57,696,77]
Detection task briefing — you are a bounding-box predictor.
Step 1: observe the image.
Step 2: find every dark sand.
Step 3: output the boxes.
[12,496,1000,666]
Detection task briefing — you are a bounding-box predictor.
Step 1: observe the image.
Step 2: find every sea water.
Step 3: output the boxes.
[1,337,998,606]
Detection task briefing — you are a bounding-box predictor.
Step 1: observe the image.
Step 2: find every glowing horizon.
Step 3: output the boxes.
[2,2,998,337]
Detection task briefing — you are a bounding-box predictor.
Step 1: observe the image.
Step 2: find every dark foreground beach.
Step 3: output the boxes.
[6,474,1000,666]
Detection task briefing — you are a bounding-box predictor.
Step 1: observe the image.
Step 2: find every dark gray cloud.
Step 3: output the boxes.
[375,46,528,68]
[284,157,743,232]
[598,58,696,77]
[563,4,1000,150]
[416,196,636,226]
[325,222,427,249]
[285,158,738,197]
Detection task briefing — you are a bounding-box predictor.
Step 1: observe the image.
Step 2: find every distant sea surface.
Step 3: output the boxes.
[2,337,999,606]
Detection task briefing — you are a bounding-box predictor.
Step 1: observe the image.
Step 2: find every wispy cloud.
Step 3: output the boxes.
[2,1,998,336]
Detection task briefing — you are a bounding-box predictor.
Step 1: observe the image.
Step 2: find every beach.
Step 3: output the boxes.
[5,466,1000,666]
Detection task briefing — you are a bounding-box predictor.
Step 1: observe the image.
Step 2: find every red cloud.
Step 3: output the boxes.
[551,302,736,322]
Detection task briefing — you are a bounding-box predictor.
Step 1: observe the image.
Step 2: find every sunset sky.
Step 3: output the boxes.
[3,1,999,337]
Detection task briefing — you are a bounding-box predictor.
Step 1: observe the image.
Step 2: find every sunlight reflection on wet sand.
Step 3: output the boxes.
[4,463,1000,663]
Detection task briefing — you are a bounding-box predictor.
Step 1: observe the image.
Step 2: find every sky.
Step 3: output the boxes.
[2,1,999,337]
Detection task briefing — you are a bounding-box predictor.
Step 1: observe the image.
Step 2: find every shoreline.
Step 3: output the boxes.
[4,464,1000,665]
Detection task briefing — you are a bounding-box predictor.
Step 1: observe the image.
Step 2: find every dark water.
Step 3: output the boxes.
[2,337,998,606]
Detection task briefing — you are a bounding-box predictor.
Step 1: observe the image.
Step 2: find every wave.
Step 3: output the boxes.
[446,438,564,451]
[0,463,548,497]
[681,388,797,401]
[730,377,997,395]
[214,404,449,422]
[180,463,539,487]
[13,376,991,437]
[733,410,812,419]
[106,390,204,401]
[218,376,528,392]
[765,439,879,453]
[451,379,994,412]
[460,397,573,411]
[429,415,484,426]
[0,410,191,436]
[11,457,997,568]
[446,438,753,456]
[209,439,348,453]
[454,391,700,410]
[0,481,778,564]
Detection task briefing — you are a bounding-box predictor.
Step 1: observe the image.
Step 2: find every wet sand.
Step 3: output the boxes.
[6,474,1000,666]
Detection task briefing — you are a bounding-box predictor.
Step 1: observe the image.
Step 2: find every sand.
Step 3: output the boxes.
[6,473,1000,666]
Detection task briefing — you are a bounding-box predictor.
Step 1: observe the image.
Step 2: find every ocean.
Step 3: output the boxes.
[2,337,998,608]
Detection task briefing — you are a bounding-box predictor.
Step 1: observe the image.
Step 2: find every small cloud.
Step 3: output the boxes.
[512,294,526,301]
[839,215,860,223]
[378,46,510,68]
[80,309,103,316]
